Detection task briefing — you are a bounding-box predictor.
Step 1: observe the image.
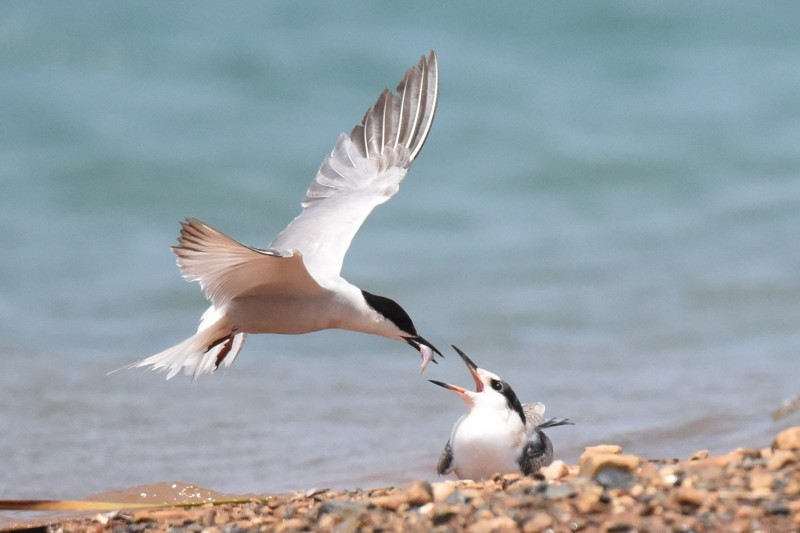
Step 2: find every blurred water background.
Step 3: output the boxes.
[1,2,799,502]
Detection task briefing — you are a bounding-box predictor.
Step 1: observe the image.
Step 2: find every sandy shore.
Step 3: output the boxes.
[10,426,800,532]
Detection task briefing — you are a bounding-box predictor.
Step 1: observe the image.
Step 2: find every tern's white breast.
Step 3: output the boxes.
[451,406,526,480]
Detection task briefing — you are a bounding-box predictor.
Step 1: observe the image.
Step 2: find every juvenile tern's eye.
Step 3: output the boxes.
[491,380,503,392]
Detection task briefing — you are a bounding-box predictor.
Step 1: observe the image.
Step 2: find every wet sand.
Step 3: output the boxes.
[8,426,800,532]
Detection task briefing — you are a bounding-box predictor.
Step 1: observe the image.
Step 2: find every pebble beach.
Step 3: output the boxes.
[10,425,798,533]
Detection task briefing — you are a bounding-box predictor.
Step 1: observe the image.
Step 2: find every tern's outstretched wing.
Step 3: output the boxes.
[173,218,324,310]
[269,51,439,279]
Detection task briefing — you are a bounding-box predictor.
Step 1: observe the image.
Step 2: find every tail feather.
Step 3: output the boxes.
[128,313,245,379]
[537,417,574,429]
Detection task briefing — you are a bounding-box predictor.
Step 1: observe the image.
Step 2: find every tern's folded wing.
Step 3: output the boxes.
[522,402,547,429]
[173,218,323,310]
[270,51,439,279]
[437,439,454,476]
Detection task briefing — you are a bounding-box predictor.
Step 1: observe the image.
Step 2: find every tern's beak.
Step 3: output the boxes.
[406,336,443,373]
[428,346,486,406]
[428,379,477,405]
[451,345,484,393]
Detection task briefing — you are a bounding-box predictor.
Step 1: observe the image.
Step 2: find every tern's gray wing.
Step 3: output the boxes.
[269,51,439,280]
[437,439,454,475]
[524,403,574,432]
[517,429,554,475]
[522,402,547,428]
[173,218,324,310]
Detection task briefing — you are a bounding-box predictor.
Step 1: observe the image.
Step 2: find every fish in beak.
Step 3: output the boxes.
[428,345,486,405]
[407,336,443,373]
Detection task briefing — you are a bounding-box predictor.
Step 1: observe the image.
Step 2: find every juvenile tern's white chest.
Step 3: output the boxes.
[450,404,526,480]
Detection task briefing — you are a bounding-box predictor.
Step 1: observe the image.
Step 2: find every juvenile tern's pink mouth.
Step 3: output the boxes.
[451,345,483,392]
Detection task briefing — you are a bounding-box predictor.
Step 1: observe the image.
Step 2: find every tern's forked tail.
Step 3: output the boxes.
[128,311,245,380]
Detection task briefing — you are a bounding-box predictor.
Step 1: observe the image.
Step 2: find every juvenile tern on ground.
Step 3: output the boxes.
[130,51,441,379]
[430,346,573,480]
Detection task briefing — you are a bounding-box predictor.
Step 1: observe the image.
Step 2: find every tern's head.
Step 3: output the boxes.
[360,290,442,370]
[429,346,526,424]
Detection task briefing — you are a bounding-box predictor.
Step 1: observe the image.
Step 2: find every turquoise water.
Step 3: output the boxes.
[1,2,799,500]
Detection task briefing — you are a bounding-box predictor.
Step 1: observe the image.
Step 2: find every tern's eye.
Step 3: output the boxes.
[491,380,503,392]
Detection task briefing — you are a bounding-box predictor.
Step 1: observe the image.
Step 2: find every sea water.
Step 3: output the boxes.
[1,2,799,501]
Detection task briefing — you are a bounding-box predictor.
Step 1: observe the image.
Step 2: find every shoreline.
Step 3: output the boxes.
[8,426,800,532]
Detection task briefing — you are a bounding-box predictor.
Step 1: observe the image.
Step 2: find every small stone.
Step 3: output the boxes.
[469,495,487,508]
[766,502,791,515]
[749,472,775,491]
[276,517,307,533]
[543,482,577,500]
[784,480,800,497]
[468,516,518,533]
[370,493,406,512]
[774,426,800,451]
[432,481,456,502]
[575,485,603,513]
[719,448,761,467]
[318,499,366,518]
[689,449,709,461]
[432,504,459,525]
[507,475,536,492]
[673,486,705,507]
[417,502,434,516]
[768,449,797,470]
[541,460,569,481]
[716,449,747,467]
[739,447,763,458]
[502,472,524,485]
[305,487,328,498]
[595,467,635,489]
[405,480,433,506]
[579,454,641,479]
[580,444,622,463]
[522,511,553,532]
[317,514,340,529]
[736,504,757,518]
[613,494,636,509]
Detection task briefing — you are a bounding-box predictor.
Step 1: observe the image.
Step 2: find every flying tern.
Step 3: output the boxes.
[130,51,441,379]
[430,346,573,480]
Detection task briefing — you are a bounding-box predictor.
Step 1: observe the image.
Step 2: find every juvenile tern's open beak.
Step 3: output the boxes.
[407,336,443,373]
[428,346,487,406]
[428,379,476,404]
[451,345,484,392]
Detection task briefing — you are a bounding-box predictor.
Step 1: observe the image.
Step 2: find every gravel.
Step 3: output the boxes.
[28,426,800,532]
